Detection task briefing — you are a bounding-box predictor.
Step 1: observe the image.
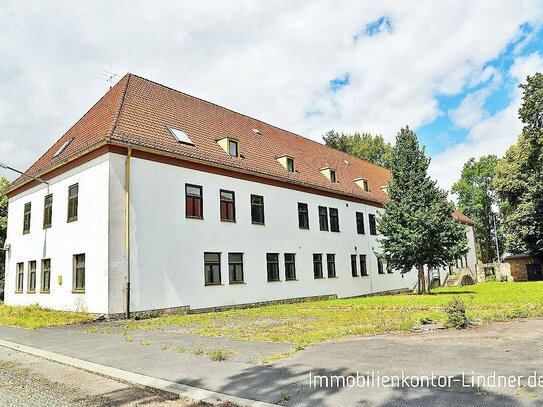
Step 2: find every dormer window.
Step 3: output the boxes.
[228,139,238,157]
[276,155,296,173]
[217,137,240,157]
[381,185,388,194]
[354,178,369,192]
[319,167,338,183]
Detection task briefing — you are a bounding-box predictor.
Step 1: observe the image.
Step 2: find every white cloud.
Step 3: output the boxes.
[0,0,543,185]
[429,51,543,191]
[449,88,491,129]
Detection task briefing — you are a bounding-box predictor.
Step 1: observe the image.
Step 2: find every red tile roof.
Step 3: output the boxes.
[7,73,475,225]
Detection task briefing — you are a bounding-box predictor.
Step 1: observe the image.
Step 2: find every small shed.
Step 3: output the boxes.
[504,254,543,282]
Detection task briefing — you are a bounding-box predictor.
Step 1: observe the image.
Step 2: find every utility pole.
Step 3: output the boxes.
[492,212,501,263]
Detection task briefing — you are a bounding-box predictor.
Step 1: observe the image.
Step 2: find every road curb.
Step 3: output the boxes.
[0,339,277,407]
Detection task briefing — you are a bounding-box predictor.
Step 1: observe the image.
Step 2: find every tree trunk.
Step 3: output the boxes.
[417,264,425,294]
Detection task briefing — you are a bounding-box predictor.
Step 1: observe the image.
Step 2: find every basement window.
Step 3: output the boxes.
[167,127,194,146]
[53,137,74,158]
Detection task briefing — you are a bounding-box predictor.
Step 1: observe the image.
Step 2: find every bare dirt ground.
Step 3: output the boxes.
[0,346,226,407]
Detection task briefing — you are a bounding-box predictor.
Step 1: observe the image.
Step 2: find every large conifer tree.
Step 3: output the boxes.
[378,127,468,293]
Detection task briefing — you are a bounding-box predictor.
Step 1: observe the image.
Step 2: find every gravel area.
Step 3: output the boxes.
[0,346,222,406]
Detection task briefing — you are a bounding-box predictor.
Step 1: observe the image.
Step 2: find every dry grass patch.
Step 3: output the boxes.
[0,304,94,329]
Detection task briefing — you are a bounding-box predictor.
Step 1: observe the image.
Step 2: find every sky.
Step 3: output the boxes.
[1,1,543,191]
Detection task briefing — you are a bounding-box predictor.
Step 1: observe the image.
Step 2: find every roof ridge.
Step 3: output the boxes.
[106,73,132,140]
[128,74,389,174]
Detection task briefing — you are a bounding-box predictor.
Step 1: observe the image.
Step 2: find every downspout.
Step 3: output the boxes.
[125,145,132,319]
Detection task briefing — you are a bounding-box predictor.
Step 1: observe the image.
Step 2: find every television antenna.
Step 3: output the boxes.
[99,71,119,89]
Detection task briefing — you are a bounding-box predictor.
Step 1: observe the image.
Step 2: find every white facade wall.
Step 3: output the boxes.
[123,154,419,312]
[4,152,478,314]
[3,155,111,313]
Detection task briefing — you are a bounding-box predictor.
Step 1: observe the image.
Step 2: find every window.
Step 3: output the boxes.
[267,253,280,282]
[460,257,464,268]
[362,179,369,192]
[377,257,384,274]
[251,195,265,225]
[23,202,31,234]
[313,254,323,279]
[27,261,36,293]
[298,203,309,229]
[228,139,239,157]
[286,157,295,173]
[43,194,53,229]
[53,137,74,158]
[220,190,236,222]
[285,253,296,280]
[360,255,368,276]
[369,214,377,235]
[41,259,51,293]
[330,170,337,183]
[168,127,194,145]
[351,255,358,277]
[73,254,85,291]
[327,254,336,278]
[329,208,340,232]
[356,212,365,234]
[456,258,459,268]
[67,184,79,222]
[228,253,244,284]
[204,252,221,285]
[185,184,203,218]
[318,206,329,231]
[16,263,24,292]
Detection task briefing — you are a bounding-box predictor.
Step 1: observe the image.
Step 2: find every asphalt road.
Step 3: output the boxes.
[1,319,543,406]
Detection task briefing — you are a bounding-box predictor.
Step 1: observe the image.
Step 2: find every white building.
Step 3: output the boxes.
[3,74,477,315]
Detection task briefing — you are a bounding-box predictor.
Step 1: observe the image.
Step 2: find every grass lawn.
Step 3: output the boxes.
[0,304,94,329]
[126,282,543,346]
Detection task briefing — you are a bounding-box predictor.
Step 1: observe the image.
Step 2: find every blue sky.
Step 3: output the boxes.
[418,23,543,156]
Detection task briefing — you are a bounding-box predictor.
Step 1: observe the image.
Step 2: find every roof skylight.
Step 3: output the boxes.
[252,128,262,135]
[52,137,74,158]
[168,127,194,146]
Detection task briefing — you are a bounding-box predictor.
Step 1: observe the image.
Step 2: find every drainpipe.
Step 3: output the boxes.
[125,145,132,319]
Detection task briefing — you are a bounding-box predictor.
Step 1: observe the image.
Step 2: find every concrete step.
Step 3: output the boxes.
[444,274,462,287]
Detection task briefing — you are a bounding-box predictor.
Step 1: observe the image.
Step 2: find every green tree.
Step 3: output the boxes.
[495,73,543,255]
[323,130,393,168]
[0,177,8,287]
[451,155,501,263]
[378,127,468,293]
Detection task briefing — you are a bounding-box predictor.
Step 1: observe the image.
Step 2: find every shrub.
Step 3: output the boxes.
[208,349,230,361]
[445,297,470,329]
[420,317,433,325]
[460,275,475,286]
[486,274,497,282]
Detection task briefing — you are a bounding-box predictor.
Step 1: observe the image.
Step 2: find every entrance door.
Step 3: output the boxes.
[527,264,543,281]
